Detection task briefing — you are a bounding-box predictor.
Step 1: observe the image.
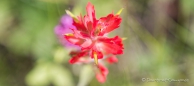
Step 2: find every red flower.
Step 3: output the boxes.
[64,2,124,65]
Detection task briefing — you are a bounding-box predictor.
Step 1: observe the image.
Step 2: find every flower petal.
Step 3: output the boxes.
[64,33,92,49]
[64,33,84,45]
[86,2,96,23]
[91,49,103,59]
[97,36,124,55]
[65,10,79,22]
[106,55,118,64]
[98,14,122,36]
[116,8,124,15]
[69,50,88,64]
[73,16,88,34]
[95,64,108,83]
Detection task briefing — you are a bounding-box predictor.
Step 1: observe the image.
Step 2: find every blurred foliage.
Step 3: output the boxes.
[0,0,194,86]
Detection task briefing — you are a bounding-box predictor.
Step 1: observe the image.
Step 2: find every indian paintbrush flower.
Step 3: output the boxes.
[55,2,124,83]
[64,2,124,65]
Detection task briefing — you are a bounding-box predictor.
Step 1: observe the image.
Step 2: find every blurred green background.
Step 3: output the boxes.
[0,0,194,86]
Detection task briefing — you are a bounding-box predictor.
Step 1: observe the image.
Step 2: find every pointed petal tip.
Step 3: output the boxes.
[64,33,74,36]
[116,8,124,15]
[65,10,74,17]
[69,59,75,64]
[122,37,127,40]
[87,2,94,7]
[65,10,79,22]
[87,2,92,5]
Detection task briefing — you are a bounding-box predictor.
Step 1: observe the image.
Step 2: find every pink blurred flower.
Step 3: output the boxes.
[55,15,80,49]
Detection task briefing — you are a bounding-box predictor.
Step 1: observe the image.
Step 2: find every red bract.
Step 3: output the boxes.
[106,55,118,64]
[64,2,124,65]
[96,64,109,83]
